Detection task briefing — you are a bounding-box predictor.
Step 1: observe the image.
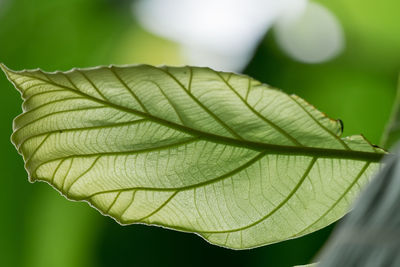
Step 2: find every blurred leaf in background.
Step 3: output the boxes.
[0,0,399,266]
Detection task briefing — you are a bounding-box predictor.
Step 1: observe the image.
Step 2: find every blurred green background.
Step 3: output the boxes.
[0,0,399,266]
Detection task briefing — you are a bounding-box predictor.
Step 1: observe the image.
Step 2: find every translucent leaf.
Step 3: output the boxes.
[1,64,385,249]
[317,148,400,267]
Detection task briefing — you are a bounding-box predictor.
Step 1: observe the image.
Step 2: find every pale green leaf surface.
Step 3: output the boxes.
[2,64,385,249]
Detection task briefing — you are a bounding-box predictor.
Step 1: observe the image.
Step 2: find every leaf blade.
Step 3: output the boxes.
[2,63,385,249]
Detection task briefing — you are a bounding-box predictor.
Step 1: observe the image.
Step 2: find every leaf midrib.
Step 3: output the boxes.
[15,70,384,163]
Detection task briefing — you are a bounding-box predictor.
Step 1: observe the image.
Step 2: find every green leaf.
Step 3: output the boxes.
[294,264,318,267]
[1,63,385,249]
[316,149,400,267]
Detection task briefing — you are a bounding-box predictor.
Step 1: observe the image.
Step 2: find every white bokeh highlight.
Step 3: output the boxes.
[133,0,344,71]
[275,2,345,64]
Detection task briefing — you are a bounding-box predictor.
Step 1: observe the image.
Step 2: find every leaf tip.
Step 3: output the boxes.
[0,64,28,96]
[0,62,10,75]
[0,63,18,83]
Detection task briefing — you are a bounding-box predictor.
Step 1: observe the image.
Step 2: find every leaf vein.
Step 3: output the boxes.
[106,191,122,214]
[75,70,108,101]
[135,191,178,222]
[84,151,267,199]
[217,72,302,146]
[18,119,148,153]
[294,161,371,236]
[33,138,200,179]
[159,66,245,141]
[15,71,385,162]
[289,95,350,150]
[198,157,317,234]
[109,67,149,113]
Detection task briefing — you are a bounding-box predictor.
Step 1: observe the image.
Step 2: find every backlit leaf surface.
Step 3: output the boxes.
[1,64,385,249]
